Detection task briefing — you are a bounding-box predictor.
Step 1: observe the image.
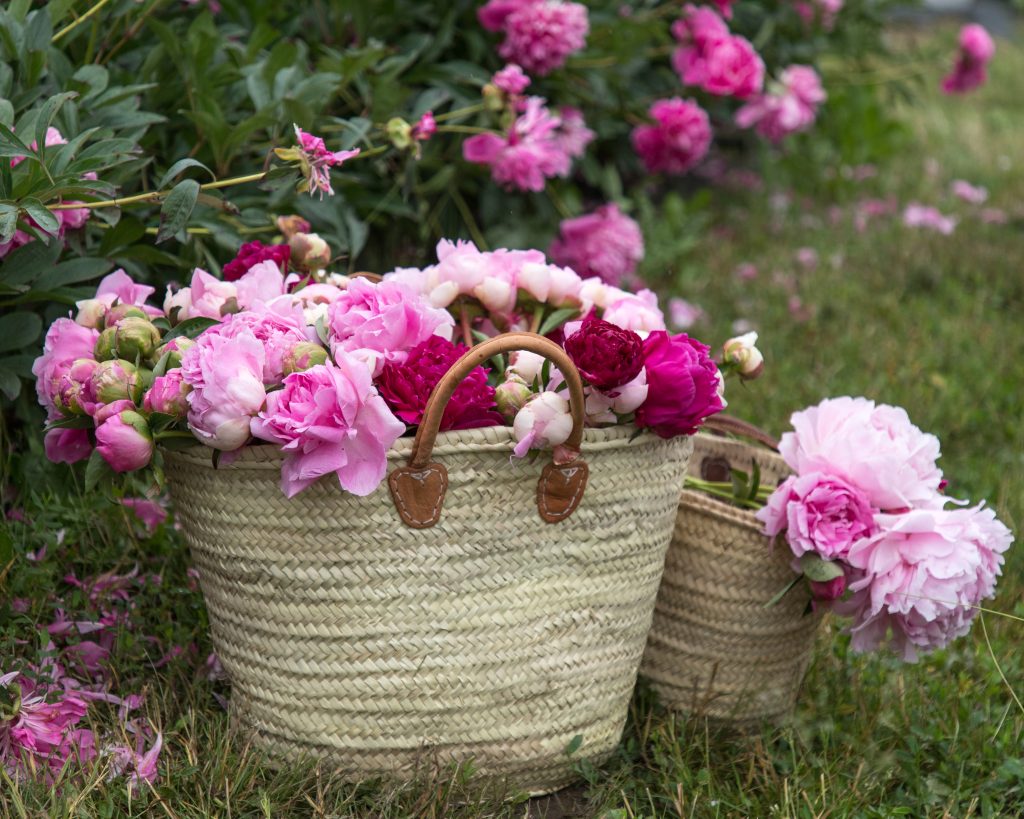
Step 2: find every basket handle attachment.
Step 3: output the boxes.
[388,332,588,529]
[699,414,779,483]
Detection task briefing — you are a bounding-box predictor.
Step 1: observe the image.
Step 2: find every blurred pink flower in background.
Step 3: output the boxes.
[632,97,712,174]
[951,179,988,204]
[291,126,360,198]
[796,247,819,270]
[734,262,759,281]
[980,207,1008,224]
[903,203,957,235]
[480,0,589,75]
[492,63,531,94]
[793,0,843,30]
[120,499,168,534]
[942,24,995,94]
[735,65,826,143]
[671,7,764,99]
[550,204,644,285]
[667,298,706,330]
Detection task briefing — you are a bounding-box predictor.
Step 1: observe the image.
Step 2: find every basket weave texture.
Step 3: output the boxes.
[641,433,821,727]
[165,425,692,794]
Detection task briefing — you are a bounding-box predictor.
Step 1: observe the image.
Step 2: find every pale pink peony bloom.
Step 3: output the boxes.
[95,410,152,472]
[602,288,667,332]
[233,259,287,309]
[180,329,267,451]
[735,65,826,143]
[492,63,531,94]
[551,106,595,158]
[326,277,454,376]
[667,298,705,330]
[251,358,405,497]
[903,203,957,235]
[196,309,309,385]
[942,24,995,95]
[585,369,649,424]
[549,204,644,286]
[778,396,944,511]
[292,125,360,198]
[517,261,583,307]
[32,318,99,417]
[95,269,157,310]
[951,179,988,204]
[512,391,574,457]
[839,504,1013,660]
[631,98,712,175]
[497,0,589,76]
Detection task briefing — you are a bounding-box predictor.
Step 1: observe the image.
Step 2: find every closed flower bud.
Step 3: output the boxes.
[55,358,100,416]
[104,304,148,328]
[386,117,413,150]
[282,341,329,375]
[288,232,332,271]
[95,409,153,473]
[809,575,847,603]
[276,214,312,240]
[512,391,574,458]
[75,299,108,329]
[89,359,142,405]
[482,83,505,111]
[113,317,161,361]
[153,337,194,370]
[94,327,117,361]
[143,369,190,418]
[722,331,764,380]
[495,373,533,422]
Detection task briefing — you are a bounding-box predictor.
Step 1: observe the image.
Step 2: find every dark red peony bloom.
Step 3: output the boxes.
[222,241,291,282]
[564,314,644,390]
[377,336,504,431]
[634,331,724,438]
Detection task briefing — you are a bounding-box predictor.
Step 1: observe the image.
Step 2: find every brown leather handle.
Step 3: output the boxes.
[388,332,589,528]
[349,271,383,283]
[703,414,779,451]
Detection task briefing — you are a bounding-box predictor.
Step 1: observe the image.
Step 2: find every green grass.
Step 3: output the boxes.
[3,25,1023,819]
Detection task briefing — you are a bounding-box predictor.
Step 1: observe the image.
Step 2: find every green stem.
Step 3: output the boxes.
[432,103,486,123]
[52,0,114,43]
[435,125,496,136]
[449,188,488,250]
[529,305,544,334]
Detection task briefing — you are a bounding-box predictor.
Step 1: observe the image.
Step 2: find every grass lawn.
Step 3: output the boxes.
[2,24,1022,819]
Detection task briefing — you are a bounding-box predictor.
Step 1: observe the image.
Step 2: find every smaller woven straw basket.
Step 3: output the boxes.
[641,416,821,728]
[164,333,693,794]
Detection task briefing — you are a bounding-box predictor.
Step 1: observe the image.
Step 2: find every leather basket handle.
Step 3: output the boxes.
[388,332,589,529]
[703,414,779,451]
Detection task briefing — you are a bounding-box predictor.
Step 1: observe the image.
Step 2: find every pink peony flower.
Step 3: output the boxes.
[180,329,267,450]
[44,428,92,464]
[492,63,531,94]
[564,314,644,391]
[634,331,724,437]
[32,319,100,417]
[794,0,843,29]
[942,24,995,95]
[105,732,162,792]
[250,357,405,497]
[120,498,168,533]
[95,269,156,309]
[143,369,190,418]
[700,35,765,98]
[602,288,667,332]
[550,204,644,286]
[221,240,290,282]
[199,308,310,384]
[903,203,957,235]
[951,179,988,204]
[758,472,877,560]
[512,391,574,457]
[735,65,827,143]
[585,369,649,424]
[839,504,1012,660]
[552,106,595,159]
[376,336,503,431]
[778,397,943,511]
[631,98,712,175]
[291,125,360,198]
[498,0,589,76]
[517,261,583,307]
[95,410,153,472]
[326,277,454,376]
[478,0,534,31]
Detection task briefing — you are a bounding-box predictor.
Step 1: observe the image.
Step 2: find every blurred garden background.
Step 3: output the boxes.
[1,0,1022,815]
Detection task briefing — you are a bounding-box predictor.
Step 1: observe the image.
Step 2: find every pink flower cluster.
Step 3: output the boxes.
[631,98,712,175]
[942,24,995,95]
[463,96,593,191]
[735,65,827,143]
[793,0,843,30]
[903,203,957,235]
[671,6,764,99]
[757,397,1013,660]
[549,204,645,286]
[478,0,589,75]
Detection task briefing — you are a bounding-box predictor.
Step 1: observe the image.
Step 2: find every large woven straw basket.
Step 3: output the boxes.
[641,416,821,728]
[164,333,693,794]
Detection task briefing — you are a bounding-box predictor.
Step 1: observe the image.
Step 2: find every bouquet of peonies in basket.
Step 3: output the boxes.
[34,237,728,497]
[752,397,1014,661]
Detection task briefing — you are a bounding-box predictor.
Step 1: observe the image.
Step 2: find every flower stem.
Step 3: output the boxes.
[433,103,486,123]
[459,303,474,348]
[435,125,496,136]
[529,305,544,334]
[52,0,114,43]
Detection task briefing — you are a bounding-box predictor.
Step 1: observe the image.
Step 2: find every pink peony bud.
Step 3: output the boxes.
[89,359,142,406]
[95,410,153,472]
[495,373,534,422]
[75,299,109,330]
[808,574,846,602]
[276,215,312,240]
[288,232,332,271]
[512,391,574,458]
[104,304,149,328]
[143,370,190,418]
[55,358,100,415]
[112,317,161,361]
[282,341,329,375]
[722,331,764,379]
[153,337,194,371]
[94,327,117,361]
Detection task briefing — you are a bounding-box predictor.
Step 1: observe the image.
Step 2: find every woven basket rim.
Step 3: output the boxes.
[161,423,662,469]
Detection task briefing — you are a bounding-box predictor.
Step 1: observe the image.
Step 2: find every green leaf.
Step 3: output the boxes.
[538,306,579,337]
[0,528,12,565]
[0,311,42,352]
[98,215,145,255]
[21,199,61,237]
[44,415,95,431]
[748,461,762,501]
[34,258,113,290]
[0,238,62,285]
[84,449,111,492]
[564,734,583,756]
[764,575,802,608]
[0,122,30,158]
[156,178,200,244]
[0,204,16,244]
[151,349,172,378]
[0,100,13,128]
[33,92,77,160]
[799,553,845,583]
[163,316,219,342]
[157,158,214,190]
[0,368,19,400]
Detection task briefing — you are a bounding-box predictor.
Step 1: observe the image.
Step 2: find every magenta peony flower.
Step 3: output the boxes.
[809,574,847,602]
[143,369,190,418]
[758,472,877,560]
[377,336,503,431]
[498,0,589,76]
[602,288,667,332]
[250,357,405,497]
[221,240,290,282]
[778,397,944,511]
[550,204,644,286]
[512,391,574,457]
[903,203,957,235]
[326,277,454,375]
[634,331,725,438]
[492,63,531,94]
[180,329,267,450]
[291,125,361,198]
[95,410,153,472]
[942,24,995,94]
[478,0,534,31]
[838,504,1013,660]
[631,98,712,175]
[54,358,100,416]
[32,319,100,416]
[699,35,764,98]
[564,315,644,391]
[44,428,92,464]
[735,65,826,143]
